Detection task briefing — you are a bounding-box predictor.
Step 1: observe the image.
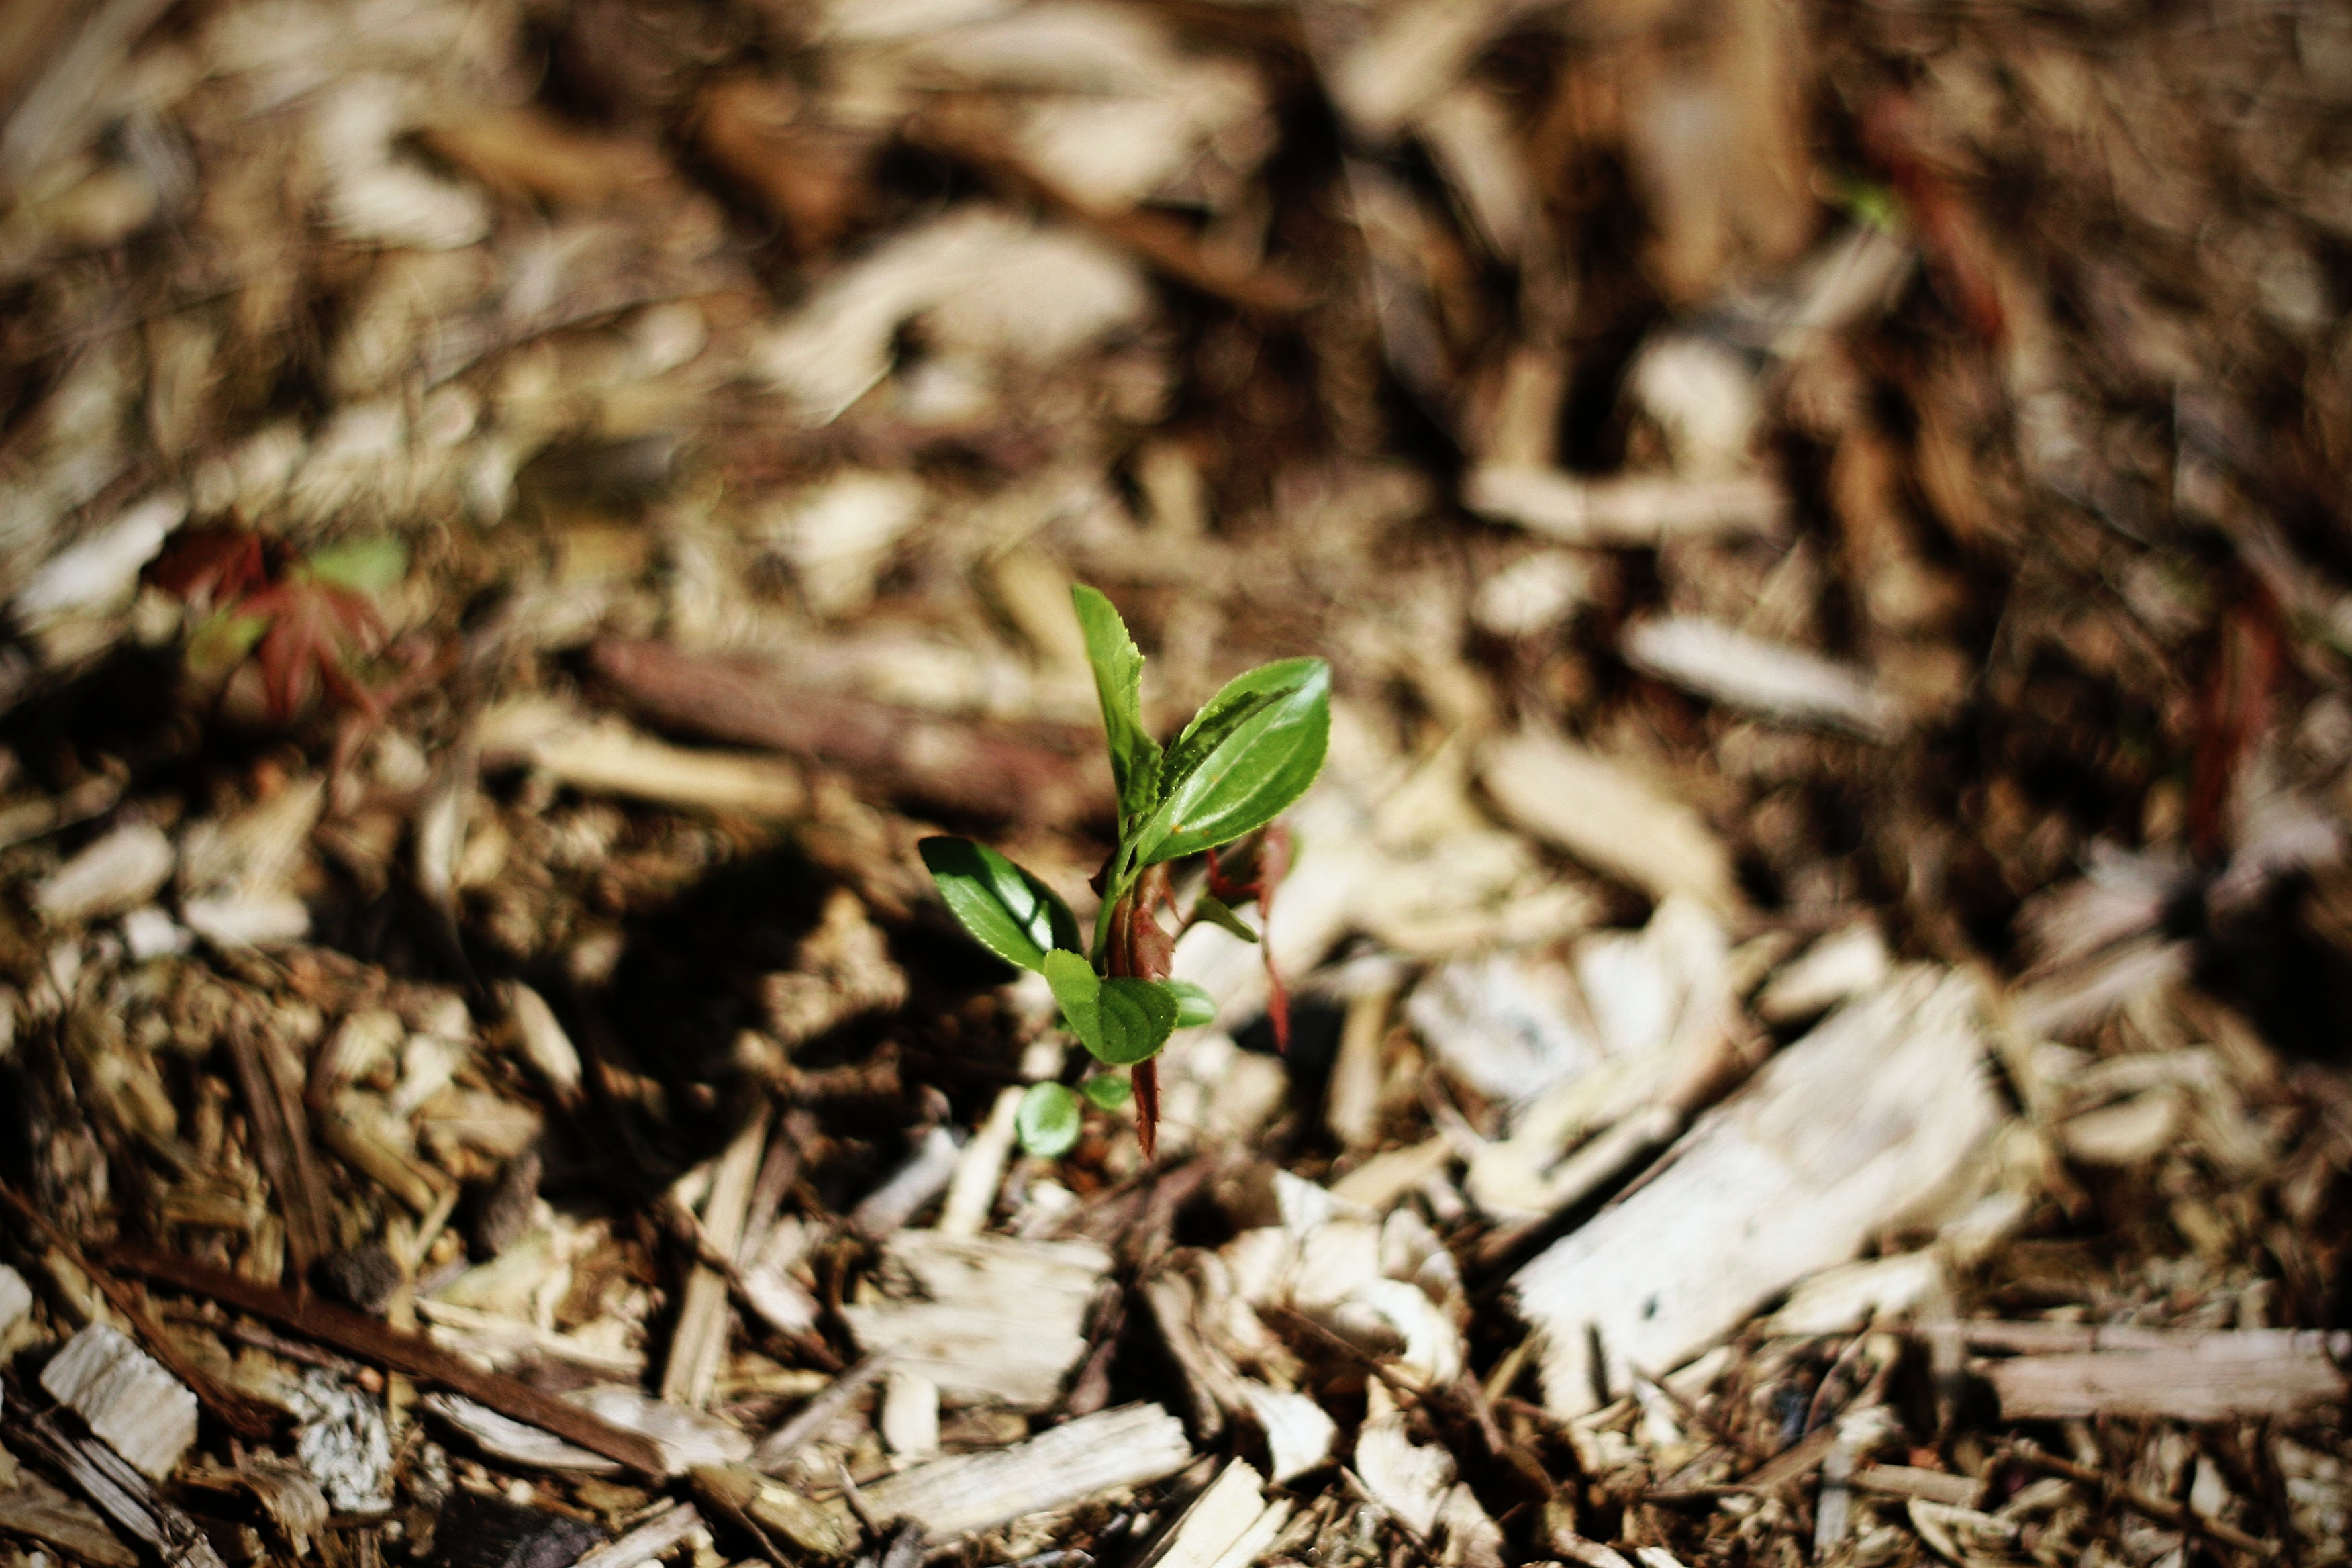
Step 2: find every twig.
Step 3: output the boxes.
[588,639,1107,825]
[907,102,1310,319]
[221,1012,334,1280]
[2005,1439,2275,1559]
[569,1503,705,1568]
[0,1183,281,1440]
[752,1354,891,1475]
[101,1243,666,1476]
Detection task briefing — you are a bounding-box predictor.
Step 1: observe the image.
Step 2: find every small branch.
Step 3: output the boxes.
[2004,1439,2275,1559]
[0,1183,281,1440]
[589,640,1108,825]
[101,1243,666,1477]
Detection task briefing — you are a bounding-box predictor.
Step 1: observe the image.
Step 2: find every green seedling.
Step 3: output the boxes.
[921,586,1329,1159]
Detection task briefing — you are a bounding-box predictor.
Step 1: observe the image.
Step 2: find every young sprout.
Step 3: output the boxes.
[920,586,1330,1159]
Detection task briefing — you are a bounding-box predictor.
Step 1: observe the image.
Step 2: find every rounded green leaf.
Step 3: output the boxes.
[920,837,1081,973]
[1016,1083,1082,1158]
[1131,659,1329,867]
[1167,979,1218,1028]
[1042,950,1177,1066]
[1080,1073,1132,1110]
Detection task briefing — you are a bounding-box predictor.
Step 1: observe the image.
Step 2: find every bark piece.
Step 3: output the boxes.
[840,1231,1110,1410]
[589,639,1108,824]
[1512,968,2000,1416]
[40,1324,199,1480]
[858,1402,1192,1538]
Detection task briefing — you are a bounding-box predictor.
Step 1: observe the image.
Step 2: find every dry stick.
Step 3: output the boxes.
[221,1013,334,1281]
[664,1105,773,1409]
[102,1244,665,1476]
[908,103,1310,319]
[569,1503,705,1568]
[751,1353,892,1475]
[588,639,1106,826]
[2005,1439,2275,1559]
[0,1183,281,1440]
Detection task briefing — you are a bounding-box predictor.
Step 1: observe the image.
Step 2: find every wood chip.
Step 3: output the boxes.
[1464,467,1787,546]
[1622,616,1906,740]
[1512,967,2001,1415]
[1986,1330,2351,1420]
[858,1402,1193,1538]
[840,1231,1109,1410]
[663,1105,770,1410]
[1143,1459,1291,1568]
[477,698,808,818]
[40,1324,200,1479]
[1851,1465,1986,1509]
[1481,728,1741,914]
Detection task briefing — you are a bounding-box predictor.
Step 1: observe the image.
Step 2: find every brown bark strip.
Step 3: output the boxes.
[100,1244,667,1477]
[0,1184,283,1441]
[588,640,1110,826]
[221,1012,334,1282]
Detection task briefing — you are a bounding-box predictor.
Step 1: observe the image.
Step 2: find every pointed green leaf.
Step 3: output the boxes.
[920,837,1081,973]
[1080,1072,1132,1110]
[1130,658,1329,867]
[1071,585,1163,826]
[1159,658,1321,794]
[1016,1083,1082,1157]
[1190,893,1259,944]
[1042,950,1177,1065]
[1166,979,1218,1029]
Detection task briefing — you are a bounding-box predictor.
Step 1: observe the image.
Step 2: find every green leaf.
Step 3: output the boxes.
[920,837,1082,973]
[1166,979,1218,1029]
[1190,893,1259,944]
[1071,586,1163,827]
[303,537,408,598]
[1080,1073,1132,1110]
[1042,950,1178,1066]
[1130,658,1329,867]
[1016,1083,1082,1158]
